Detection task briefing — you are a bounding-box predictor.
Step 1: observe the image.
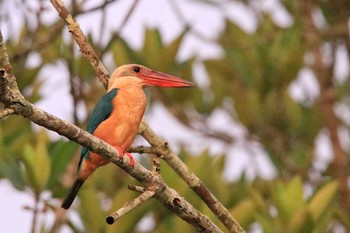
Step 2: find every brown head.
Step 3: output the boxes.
[108,64,195,91]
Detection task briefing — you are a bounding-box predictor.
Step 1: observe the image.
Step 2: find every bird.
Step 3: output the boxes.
[61,64,194,209]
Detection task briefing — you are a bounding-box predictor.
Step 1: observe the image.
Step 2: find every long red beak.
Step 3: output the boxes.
[139,70,195,87]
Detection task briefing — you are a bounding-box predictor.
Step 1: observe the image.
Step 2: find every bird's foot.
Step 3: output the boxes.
[124,152,135,167]
[114,146,135,167]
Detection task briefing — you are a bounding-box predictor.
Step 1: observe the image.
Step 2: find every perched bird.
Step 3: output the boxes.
[61,64,194,209]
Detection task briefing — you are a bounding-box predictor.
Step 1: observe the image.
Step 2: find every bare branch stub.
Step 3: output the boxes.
[106,190,156,225]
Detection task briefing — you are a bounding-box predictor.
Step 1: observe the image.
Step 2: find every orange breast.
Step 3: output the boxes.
[93,86,146,152]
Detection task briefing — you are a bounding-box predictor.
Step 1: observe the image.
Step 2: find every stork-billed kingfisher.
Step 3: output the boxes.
[61,64,194,209]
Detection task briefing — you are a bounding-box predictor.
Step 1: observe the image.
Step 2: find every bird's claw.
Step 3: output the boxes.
[114,146,135,167]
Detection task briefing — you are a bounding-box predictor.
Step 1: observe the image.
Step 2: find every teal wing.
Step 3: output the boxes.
[79,88,118,168]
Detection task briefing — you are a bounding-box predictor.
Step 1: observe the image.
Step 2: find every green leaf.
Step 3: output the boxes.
[111,38,142,66]
[22,131,51,192]
[287,208,313,233]
[162,30,186,68]
[47,140,78,196]
[230,198,257,227]
[79,183,106,233]
[255,212,277,233]
[273,176,304,222]
[141,28,163,65]
[0,153,26,190]
[307,181,338,221]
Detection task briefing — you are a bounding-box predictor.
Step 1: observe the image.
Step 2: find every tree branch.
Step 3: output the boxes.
[106,190,156,224]
[0,30,223,233]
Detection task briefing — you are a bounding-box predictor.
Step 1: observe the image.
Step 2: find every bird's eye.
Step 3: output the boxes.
[133,66,141,73]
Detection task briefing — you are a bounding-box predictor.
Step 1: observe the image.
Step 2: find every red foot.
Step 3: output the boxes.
[113,146,135,167]
[124,152,135,167]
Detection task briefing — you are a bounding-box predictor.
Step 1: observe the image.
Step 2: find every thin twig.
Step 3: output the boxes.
[30,193,40,233]
[10,21,65,62]
[97,0,108,45]
[102,0,140,54]
[49,206,67,233]
[106,190,156,224]
[82,0,117,14]
[167,0,215,44]
[67,36,80,125]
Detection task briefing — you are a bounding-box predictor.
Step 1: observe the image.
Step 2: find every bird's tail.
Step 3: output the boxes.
[61,178,85,209]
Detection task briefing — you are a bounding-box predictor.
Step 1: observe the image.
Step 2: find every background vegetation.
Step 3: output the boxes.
[0,0,349,232]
